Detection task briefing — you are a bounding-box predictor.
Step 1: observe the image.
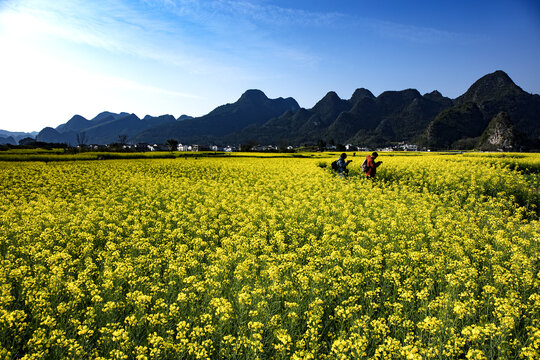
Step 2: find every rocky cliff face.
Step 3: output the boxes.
[478,111,517,151]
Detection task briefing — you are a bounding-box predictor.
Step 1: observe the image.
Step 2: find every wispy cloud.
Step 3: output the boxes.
[141,0,340,62]
[368,20,474,44]
[2,0,144,52]
[147,0,470,43]
[142,0,348,38]
[0,0,244,75]
[140,0,473,65]
[103,75,203,100]
[207,1,346,28]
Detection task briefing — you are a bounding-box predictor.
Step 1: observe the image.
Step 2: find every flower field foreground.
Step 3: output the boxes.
[1,154,539,359]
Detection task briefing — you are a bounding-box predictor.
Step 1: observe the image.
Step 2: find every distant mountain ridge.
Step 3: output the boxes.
[29,70,540,150]
[132,89,300,144]
[37,111,179,145]
[34,91,300,146]
[0,130,39,145]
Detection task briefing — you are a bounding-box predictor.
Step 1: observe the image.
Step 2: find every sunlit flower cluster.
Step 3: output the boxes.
[0,153,538,359]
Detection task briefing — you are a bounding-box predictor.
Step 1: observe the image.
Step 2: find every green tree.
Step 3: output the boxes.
[166,139,179,152]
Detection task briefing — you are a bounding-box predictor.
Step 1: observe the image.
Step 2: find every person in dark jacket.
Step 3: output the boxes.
[336,153,352,178]
[365,152,382,178]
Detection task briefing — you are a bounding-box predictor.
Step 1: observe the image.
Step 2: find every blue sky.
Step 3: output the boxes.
[0,0,539,132]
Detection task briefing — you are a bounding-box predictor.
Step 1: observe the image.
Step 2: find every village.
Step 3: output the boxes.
[89,141,421,153]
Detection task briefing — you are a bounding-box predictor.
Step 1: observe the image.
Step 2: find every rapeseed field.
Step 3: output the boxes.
[0,153,539,359]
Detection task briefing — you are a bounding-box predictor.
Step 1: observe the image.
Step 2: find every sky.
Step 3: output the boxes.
[0,0,539,132]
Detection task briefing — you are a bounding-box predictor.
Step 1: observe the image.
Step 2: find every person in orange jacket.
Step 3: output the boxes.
[365,152,382,178]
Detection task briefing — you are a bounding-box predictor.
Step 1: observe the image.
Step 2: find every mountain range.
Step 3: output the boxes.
[4,70,538,150]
